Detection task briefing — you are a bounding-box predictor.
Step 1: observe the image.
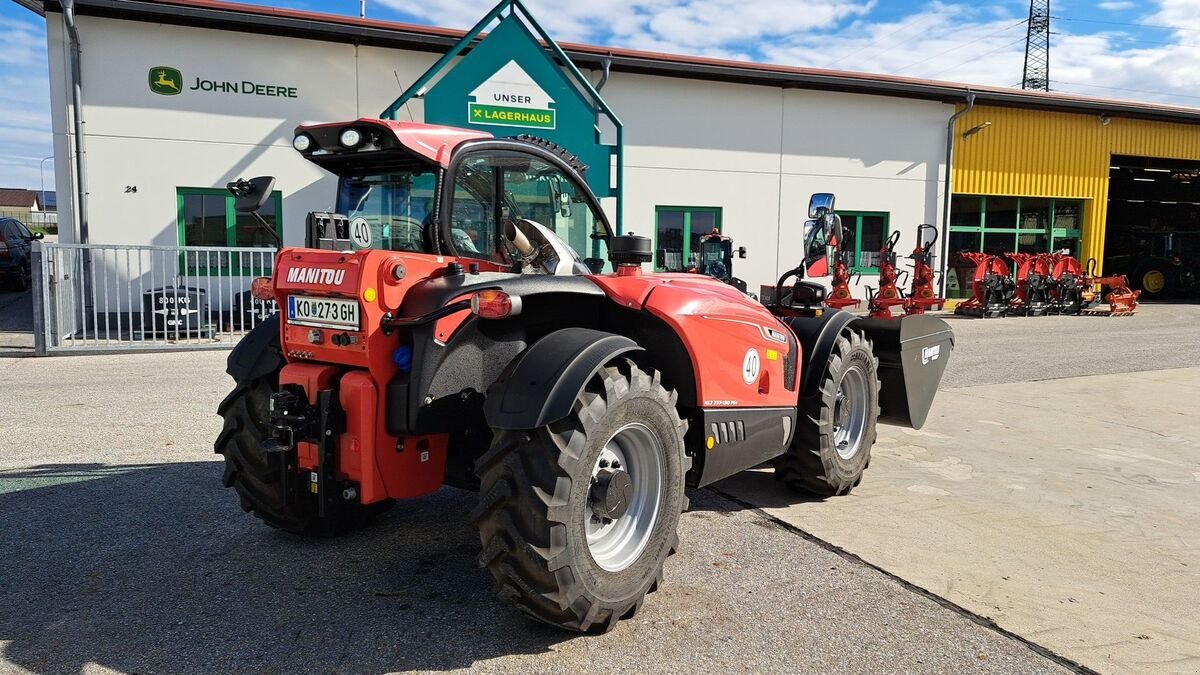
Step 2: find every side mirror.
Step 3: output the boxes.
[32,231,45,240]
[825,212,844,274]
[227,176,276,214]
[583,257,606,274]
[808,193,835,219]
[738,246,747,259]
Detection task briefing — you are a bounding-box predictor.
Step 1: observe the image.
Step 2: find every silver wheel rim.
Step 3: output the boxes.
[832,366,869,460]
[586,423,664,572]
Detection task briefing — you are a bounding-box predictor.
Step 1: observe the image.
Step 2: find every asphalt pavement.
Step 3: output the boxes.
[4,303,1198,673]
[0,351,1068,674]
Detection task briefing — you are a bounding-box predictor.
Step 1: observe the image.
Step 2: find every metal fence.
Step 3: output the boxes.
[32,241,278,355]
[0,209,57,231]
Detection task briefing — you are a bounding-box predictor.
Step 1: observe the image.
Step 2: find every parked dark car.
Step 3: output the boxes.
[0,218,44,291]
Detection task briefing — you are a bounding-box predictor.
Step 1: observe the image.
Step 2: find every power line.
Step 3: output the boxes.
[1053,15,1200,34]
[1055,79,1200,102]
[892,19,1027,74]
[824,12,946,69]
[926,35,1029,79]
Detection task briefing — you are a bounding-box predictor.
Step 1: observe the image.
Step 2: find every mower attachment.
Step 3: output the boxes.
[852,314,954,429]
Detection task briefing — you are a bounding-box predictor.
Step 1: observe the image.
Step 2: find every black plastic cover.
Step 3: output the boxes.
[609,234,653,265]
[225,314,282,382]
[484,328,642,430]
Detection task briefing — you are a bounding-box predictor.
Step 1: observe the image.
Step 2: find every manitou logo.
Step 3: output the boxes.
[286,267,346,285]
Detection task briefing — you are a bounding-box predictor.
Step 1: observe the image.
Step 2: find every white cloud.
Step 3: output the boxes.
[0,16,45,67]
[1097,1,1135,11]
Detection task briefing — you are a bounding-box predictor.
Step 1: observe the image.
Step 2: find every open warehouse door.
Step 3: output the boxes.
[1105,155,1200,300]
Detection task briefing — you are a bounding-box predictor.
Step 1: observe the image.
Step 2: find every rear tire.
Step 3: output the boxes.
[215,366,393,537]
[776,329,880,496]
[472,357,689,632]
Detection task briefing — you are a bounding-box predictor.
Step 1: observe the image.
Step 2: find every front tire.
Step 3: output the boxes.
[215,366,393,537]
[472,358,689,632]
[776,329,880,496]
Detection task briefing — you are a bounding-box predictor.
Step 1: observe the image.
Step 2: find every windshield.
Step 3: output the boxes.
[699,240,729,278]
[336,170,438,252]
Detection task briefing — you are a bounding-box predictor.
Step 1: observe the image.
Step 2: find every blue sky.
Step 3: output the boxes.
[3,0,1200,188]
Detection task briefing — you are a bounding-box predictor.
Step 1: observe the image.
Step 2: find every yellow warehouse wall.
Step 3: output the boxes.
[952,104,1200,271]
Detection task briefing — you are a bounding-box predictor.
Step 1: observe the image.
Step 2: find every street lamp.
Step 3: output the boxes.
[38,155,53,209]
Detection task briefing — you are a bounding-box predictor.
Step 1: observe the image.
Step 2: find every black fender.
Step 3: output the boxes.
[225,314,283,382]
[484,327,642,430]
[781,310,859,398]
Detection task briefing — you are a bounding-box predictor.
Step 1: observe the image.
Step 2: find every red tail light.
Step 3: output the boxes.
[470,290,522,319]
[250,276,274,300]
[0,234,8,258]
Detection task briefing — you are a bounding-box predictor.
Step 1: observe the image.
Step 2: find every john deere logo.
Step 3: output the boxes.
[149,67,182,96]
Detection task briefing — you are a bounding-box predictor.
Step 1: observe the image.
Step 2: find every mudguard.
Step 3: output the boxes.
[782,310,859,398]
[852,315,954,429]
[484,327,642,430]
[225,314,283,382]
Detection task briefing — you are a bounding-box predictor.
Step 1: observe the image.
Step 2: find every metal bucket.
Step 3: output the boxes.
[852,314,954,429]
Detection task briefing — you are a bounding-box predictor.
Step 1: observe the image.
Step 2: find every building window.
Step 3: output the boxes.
[654,206,721,271]
[177,187,281,275]
[947,195,1084,297]
[838,211,889,273]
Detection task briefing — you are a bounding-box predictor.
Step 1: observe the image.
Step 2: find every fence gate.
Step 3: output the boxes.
[31,241,277,355]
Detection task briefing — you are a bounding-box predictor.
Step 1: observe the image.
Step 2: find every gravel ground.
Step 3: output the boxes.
[0,350,1068,674]
[936,302,1200,388]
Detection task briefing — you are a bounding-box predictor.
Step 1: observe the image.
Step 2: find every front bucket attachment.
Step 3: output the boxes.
[851,314,954,429]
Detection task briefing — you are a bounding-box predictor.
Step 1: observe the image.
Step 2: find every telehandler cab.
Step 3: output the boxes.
[217,118,954,632]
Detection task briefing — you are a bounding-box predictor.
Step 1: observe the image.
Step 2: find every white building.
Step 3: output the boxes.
[37,0,967,298]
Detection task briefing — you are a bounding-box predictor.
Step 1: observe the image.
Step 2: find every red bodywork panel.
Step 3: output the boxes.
[295,118,491,167]
[272,249,800,503]
[589,271,798,408]
[272,248,507,502]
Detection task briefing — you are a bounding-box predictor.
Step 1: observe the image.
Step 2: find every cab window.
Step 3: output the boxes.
[337,170,438,252]
[450,149,609,263]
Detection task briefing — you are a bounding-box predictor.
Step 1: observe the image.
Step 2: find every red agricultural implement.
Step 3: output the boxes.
[1006,253,1053,316]
[866,231,907,318]
[903,224,946,316]
[954,253,1015,318]
[825,233,860,310]
[1048,254,1139,316]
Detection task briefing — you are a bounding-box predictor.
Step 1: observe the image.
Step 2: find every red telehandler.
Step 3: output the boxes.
[216,118,954,632]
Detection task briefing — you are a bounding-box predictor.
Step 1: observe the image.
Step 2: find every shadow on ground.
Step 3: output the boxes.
[0,462,569,673]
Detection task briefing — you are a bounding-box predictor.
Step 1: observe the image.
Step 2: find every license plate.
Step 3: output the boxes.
[287,295,360,330]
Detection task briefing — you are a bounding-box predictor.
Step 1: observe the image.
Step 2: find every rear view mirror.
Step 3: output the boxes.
[32,231,45,240]
[808,193,835,219]
[227,176,276,214]
[738,246,747,259]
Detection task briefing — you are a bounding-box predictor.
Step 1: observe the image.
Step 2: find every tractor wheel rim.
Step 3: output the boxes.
[586,422,664,573]
[832,366,869,461]
[1143,270,1165,294]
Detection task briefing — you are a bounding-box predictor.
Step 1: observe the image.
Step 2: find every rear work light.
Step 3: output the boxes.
[470,290,521,319]
[250,276,274,300]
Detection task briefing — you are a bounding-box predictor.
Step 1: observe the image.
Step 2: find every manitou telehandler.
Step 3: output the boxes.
[216,118,954,633]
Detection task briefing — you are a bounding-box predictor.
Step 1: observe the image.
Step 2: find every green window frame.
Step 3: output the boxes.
[947,195,1085,298]
[948,196,1083,257]
[176,187,282,276]
[653,206,722,272]
[838,211,890,274]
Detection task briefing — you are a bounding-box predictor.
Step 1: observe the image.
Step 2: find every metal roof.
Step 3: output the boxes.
[41,0,1200,125]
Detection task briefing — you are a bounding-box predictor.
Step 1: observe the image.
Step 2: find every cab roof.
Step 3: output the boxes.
[295,118,493,168]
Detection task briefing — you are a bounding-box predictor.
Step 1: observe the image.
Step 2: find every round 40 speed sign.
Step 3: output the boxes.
[350,217,373,249]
